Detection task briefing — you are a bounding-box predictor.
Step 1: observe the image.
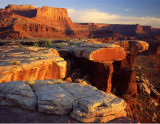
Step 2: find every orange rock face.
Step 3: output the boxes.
[0,45,67,83]
[36,6,71,21]
[0,4,123,39]
[58,40,149,96]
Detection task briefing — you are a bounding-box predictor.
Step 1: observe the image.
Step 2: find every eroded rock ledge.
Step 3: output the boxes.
[0,45,66,83]
[0,40,149,122]
[0,80,127,123]
[58,40,149,96]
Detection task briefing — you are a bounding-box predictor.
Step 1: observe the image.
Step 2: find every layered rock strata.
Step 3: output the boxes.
[0,80,127,123]
[110,40,149,97]
[58,40,149,96]
[0,4,123,39]
[0,45,66,83]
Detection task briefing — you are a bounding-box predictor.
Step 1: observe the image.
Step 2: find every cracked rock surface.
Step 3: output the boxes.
[0,80,127,123]
[0,45,67,83]
[0,81,37,110]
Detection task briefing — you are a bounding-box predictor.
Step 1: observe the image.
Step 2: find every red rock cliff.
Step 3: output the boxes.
[0,4,123,39]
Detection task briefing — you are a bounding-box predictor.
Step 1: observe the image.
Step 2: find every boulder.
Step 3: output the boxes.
[71,94,127,123]
[137,83,151,94]
[150,87,160,99]
[0,81,37,110]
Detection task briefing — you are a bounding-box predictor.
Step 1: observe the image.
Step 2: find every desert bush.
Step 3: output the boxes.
[9,61,21,65]
[33,42,39,47]
[45,39,52,47]
[19,44,24,48]
[56,42,65,48]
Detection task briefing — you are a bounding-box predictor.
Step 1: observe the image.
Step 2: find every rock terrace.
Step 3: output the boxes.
[0,45,66,83]
[0,80,127,123]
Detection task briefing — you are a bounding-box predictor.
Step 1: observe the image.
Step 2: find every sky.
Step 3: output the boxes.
[0,0,160,28]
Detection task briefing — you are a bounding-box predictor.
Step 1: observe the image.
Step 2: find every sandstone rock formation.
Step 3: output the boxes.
[5,4,36,10]
[99,24,160,37]
[0,80,127,123]
[0,4,123,39]
[0,45,66,83]
[0,81,37,110]
[58,40,149,97]
[110,40,149,97]
[0,4,160,40]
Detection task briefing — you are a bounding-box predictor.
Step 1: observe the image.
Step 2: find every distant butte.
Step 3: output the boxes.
[0,4,160,40]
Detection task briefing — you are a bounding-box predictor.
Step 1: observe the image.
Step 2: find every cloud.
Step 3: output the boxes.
[68,9,160,28]
[124,8,136,12]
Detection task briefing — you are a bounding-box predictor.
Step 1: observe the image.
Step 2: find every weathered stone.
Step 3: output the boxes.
[32,80,74,115]
[32,80,127,122]
[72,46,126,63]
[0,46,67,83]
[137,83,150,94]
[110,40,149,52]
[150,87,160,99]
[71,93,127,123]
[0,79,127,123]
[0,81,37,110]
[74,78,91,85]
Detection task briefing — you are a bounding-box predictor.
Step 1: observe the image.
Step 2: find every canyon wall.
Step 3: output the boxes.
[0,5,123,39]
[0,4,160,40]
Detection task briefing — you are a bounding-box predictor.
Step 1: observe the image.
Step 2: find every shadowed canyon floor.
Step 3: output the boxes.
[0,106,137,123]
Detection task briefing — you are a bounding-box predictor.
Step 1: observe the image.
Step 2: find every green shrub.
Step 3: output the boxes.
[19,44,24,48]
[45,40,52,47]
[9,61,21,65]
[56,42,65,49]
[33,42,39,47]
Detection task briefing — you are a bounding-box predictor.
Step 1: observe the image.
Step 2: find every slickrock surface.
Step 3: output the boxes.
[0,45,67,83]
[0,81,37,110]
[0,80,127,123]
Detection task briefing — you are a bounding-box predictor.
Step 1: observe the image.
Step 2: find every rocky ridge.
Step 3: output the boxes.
[0,4,123,39]
[0,80,127,123]
[0,40,150,122]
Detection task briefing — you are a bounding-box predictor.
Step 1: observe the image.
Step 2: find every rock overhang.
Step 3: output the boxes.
[64,40,148,63]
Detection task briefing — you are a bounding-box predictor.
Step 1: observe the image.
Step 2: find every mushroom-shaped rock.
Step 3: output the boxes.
[111,40,149,97]
[72,46,126,63]
[109,40,149,52]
